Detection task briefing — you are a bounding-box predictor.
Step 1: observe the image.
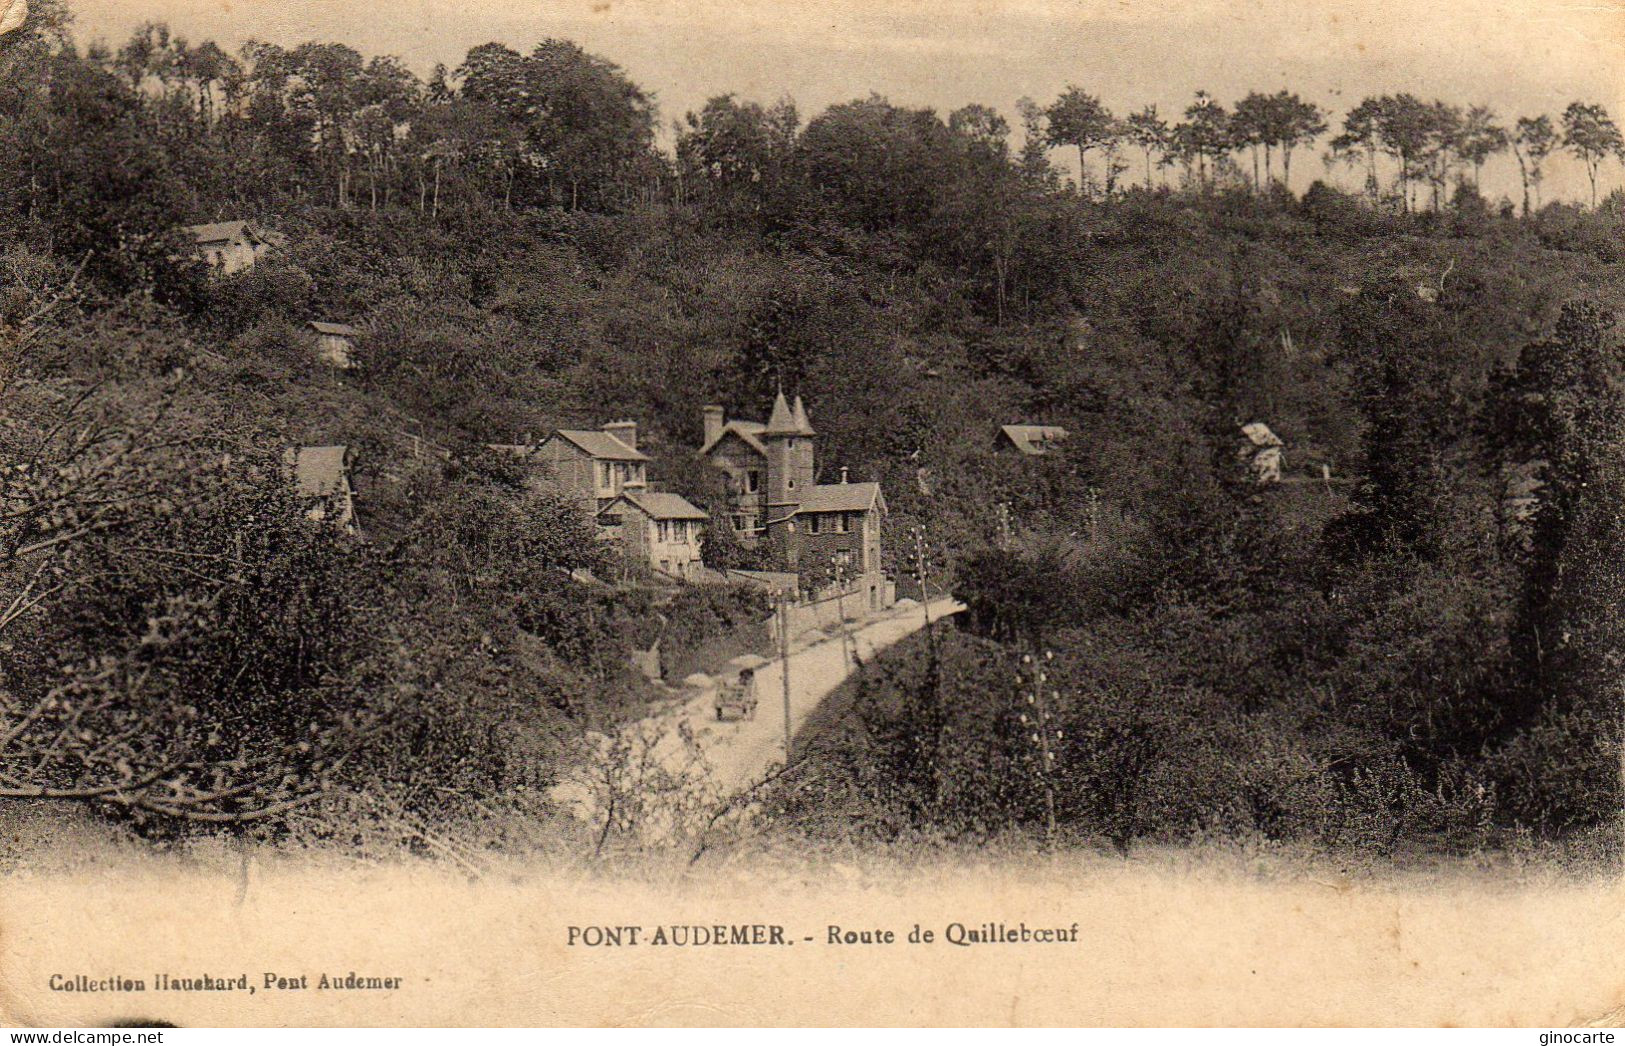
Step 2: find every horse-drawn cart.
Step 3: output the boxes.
[715,653,769,721]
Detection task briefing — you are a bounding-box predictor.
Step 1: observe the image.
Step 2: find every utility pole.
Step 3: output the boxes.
[912,525,936,655]
[833,554,853,669]
[778,591,794,763]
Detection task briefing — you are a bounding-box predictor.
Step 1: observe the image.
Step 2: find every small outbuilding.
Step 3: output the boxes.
[308,321,361,369]
[996,424,1070,457]
[185,220,283,276]
[1238,422,1285,485]
[283,445,358,532]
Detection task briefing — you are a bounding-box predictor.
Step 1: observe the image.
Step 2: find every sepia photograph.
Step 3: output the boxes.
[1,0,1623,1029]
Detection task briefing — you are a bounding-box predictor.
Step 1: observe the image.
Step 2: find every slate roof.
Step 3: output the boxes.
[791,395,816,436]
[698,420,767,457]
[309,321,360,337]
[283,445,352,498]
[795,482,884,515]
[761,392,816,438]
[1241,422,1285,448]
[762,392,798,436]
[615,491,709,521]
[999,424,1070,456]
[186,220,253,245]
[549,429,650,462]
[185,220,284,248]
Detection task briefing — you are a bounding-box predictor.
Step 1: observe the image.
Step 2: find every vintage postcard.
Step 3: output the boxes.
[2,0,1624,1028]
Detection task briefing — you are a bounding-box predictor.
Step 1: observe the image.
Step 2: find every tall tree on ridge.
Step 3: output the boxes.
[1230,91,1271,191]
[1561,102,1623,209]
[1512,114,1559,216]
[1174,90,1230,191]
[1332,97,1386,204]
[1272,91,1326,193]
[1456,105,1508,191]
[1123,105,1169,190]
[1043,86,1116,197]
[1420,100,1464,211]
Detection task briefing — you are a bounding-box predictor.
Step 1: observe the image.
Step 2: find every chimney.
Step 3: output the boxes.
[840,466,850,484]
[603,421,637,450]
[702,405,725,447]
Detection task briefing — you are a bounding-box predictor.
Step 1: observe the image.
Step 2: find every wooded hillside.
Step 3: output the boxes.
[3,1,1623,862]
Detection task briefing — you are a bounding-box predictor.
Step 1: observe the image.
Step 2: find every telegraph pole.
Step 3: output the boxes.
[912,525,936,654]
[834,555,853,669]
[778,591,794,762]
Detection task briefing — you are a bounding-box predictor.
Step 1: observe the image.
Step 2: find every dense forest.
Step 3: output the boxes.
[2,0,1623,865]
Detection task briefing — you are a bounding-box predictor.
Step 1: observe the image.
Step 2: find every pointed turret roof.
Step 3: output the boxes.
[791,396,816,436]
[762,391,799,436]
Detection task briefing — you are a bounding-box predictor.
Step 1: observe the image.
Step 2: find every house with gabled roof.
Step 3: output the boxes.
[185,220,283,276]
[530,421,650,514]
[283,445,358,533]
[598,490,710,581]
[997,424,1070,457]
[787,475,888,582]
[698,405,771,541]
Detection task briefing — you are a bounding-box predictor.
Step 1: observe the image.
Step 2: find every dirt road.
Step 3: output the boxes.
[552,598,962,820]
[681,597,963,795]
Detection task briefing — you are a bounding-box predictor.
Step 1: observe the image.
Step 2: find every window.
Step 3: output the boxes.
[733,515,747,531]
[809,514,822,534]
[675,522,689,544]
[658,521,670,542]
[600,463,612,487]
[787,478,795,490]
[837,513,852,534]
[747,470,761,493]
[788,438,796,449]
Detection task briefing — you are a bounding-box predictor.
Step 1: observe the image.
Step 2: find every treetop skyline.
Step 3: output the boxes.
[65,0,1625,205]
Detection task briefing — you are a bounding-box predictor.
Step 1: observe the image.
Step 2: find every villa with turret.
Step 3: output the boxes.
[698,394,890,610]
